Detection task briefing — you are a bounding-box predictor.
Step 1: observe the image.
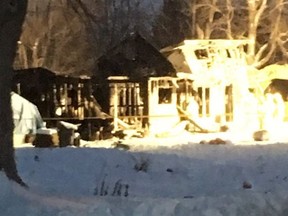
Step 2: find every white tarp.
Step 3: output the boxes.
[11,92,43,134]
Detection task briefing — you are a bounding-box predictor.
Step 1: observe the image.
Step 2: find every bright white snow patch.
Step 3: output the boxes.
[4,132,288,215]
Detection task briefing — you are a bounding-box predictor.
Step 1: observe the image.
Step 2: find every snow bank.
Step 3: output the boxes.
[2,180,288,216]
[3,141,288,215]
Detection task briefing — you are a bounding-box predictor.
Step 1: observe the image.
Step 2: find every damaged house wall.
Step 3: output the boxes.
[96,32,177,132]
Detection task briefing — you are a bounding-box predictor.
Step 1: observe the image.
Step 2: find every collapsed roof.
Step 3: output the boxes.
[162,39,250,87]
[96,32,176,82]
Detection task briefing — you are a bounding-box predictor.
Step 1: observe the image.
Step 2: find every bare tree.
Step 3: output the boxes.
[252,0,287,68]
[152,0,191,48]
[188,0,288,68]
[183,0,234,39]
[0,0,28,187]
[15,0,95,76]
[69,0,154,57]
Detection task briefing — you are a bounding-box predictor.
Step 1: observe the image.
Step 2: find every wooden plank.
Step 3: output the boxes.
[177,105,209,133]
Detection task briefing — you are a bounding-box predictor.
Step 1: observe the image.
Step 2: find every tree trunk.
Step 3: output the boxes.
[0,0,28,187]
[247,0,267,66]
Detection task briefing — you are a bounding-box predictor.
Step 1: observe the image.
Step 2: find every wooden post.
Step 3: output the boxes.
[16,83,21,95]
[122,84,126,111]
[202,87,206,117]
[64,82,68,114]
[135,83,139,115]
[79,83,84,120]
[77,83,81,119]
[113,84,118,130]
[143,79,150,129]
[128,84,132,117]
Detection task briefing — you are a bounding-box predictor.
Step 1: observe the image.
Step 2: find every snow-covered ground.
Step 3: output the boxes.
[4,130,288,216]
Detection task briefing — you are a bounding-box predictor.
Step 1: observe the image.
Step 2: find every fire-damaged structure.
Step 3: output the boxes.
[95,36,260,135]
[94,33,208,135]
[12,68,108,141]
[12,68,102,120]
[107,76,199,135]
[248,64,288,124]
[13,32,286,141]
[161,39,257,132]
